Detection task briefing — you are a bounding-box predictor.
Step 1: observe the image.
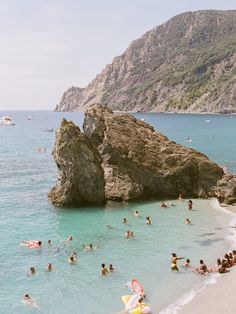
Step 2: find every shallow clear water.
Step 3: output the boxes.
[0,111,236,314]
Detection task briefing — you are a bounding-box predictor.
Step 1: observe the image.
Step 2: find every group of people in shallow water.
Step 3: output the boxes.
[171,250,236,275]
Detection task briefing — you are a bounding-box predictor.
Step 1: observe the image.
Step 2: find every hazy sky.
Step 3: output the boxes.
[0,0,235,110]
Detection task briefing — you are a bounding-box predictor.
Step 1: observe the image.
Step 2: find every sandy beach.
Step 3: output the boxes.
[179,204,236,314]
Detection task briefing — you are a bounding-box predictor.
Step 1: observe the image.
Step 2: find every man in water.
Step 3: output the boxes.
[188,200,193,210]
[185,218,191,224]
[122,218,128,224]
[134,210,140,217]
[66,235,73,242]
[160,202,168,208]
[68,252,77,264]
[109,264,115,272]
[146,216,151,225]
[101,263,109,275]
[46,263,53,272]
[171,253,184,271]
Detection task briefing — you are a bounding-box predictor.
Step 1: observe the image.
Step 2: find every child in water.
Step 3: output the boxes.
[146,216,151,225]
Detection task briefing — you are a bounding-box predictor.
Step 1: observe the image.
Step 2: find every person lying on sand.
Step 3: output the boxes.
[232,250,236,263]
[223,254,233,268]
[228,253,235,266]
[171,253,184,271]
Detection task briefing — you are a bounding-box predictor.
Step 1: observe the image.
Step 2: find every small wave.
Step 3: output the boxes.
[159,275,218,314]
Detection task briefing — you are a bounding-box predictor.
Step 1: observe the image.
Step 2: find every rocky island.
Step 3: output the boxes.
[49,104,236,207]
[55,10,236,114]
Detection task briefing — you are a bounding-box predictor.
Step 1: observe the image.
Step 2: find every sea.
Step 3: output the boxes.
[0,111,236,314]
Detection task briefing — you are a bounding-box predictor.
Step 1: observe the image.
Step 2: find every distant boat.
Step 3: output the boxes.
[43,128,54,132]
[27,116,33,120]
[205,119,211,123]
[186,136,192,143]
[0,116,15,126]
[140,118,145,121]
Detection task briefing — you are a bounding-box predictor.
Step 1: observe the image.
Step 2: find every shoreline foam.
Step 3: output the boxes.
[160,199,236,314]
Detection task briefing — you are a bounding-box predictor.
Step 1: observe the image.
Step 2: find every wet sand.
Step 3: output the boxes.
[179,203,236,314]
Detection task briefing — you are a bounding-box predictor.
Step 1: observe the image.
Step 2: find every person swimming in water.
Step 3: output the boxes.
[146,216,151,225]
[185,218,191,224]
[122,218,128,224]
[109,264,115,272]
[48,240,52,245]
[101,263,109,276]
[134,210,140,217]
[83,243,94,251]
[28,267,36,276]
[178,193,183,201]
[68,252,77,264]
[183,259,191,268]
[22,294,38,308]
[171,253,184,271]
[45,263,53,272]
[160,202,168,208]
[66,235,73,242]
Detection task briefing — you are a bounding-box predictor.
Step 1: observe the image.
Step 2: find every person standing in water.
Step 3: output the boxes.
[171,253,184,271]
[101,263,109,275]
[188,200,193,210]
[146,216,151,225]
[45,263,53,272]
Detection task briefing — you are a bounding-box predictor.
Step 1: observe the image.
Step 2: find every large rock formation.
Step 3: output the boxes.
[215,175,236,205]
[49,104,228,207]
[55,10,236,114]
[48,119,105,206]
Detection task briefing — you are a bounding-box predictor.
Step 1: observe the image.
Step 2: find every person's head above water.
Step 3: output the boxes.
[172,253,177,257]
[89,244,93,249]
[200,259,204,264]
[186,259,190,263]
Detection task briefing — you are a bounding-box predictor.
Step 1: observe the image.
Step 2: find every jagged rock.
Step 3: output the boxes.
[215,175,236,205]
[48,119,105,206]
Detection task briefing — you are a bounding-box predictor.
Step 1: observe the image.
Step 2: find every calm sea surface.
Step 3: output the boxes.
[0,111,236,314]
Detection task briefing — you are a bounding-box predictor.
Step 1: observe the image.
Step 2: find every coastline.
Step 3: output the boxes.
[167,202,236,314]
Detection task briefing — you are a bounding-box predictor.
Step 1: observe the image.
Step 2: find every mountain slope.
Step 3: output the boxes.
[55,10,236,113]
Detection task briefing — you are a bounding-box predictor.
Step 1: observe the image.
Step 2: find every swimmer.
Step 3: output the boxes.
[185,218,191,224]
[106,225,113,229]
[124,230,131,238]
[83,243,94,251]
[129,231,135,237]
[178,193,183,201]
[109,264,115,272]
[66,235,73,242]
[160,202,168,208]
[101,263,109,276]
[146,216,151,225]
[122,218,128,224]
[28,267,36,276]
[134,210,140,217]
[168,202,175,206]
[171,253,184,271]
[48,240,52,245]
[22,294,38,308]
[21,240,42,248]
[46,263,53,272]
[68,252,77,264]
[188,200,193,210]
[183,259,191,268]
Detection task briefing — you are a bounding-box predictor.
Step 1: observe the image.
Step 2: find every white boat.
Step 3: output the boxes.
[186,136,192,143]
[0,116,15,125]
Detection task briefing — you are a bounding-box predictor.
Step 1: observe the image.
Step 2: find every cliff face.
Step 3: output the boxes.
[49,104,226,207]
[56,10,236,114]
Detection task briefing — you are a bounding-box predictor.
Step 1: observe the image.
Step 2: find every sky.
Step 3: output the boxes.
[0,0,235,110]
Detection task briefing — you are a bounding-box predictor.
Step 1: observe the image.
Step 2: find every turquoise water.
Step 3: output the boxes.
[0,112,236,314]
